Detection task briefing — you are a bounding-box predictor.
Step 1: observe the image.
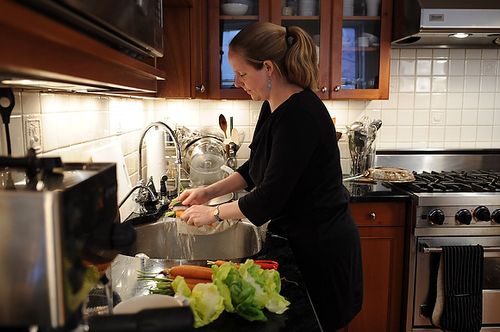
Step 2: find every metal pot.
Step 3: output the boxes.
[183,136,229,186]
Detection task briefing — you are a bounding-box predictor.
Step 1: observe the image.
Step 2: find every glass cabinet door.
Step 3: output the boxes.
[208,1,266,99]
[341,0,381,90]
[272,0,331,98]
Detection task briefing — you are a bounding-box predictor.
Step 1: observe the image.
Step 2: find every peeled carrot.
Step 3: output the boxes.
[165,265,212,280]
[175,210,185,218]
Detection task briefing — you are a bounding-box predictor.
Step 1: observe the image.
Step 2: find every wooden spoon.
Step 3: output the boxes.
[219,114,228,138]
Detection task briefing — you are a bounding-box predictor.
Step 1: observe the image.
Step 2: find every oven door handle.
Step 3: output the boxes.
[420,245,500,254]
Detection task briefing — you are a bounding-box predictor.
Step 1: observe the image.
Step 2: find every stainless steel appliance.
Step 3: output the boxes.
[18,0,163,58]
[376,150,500,332]
[0,153,127,330]
[392,0,500,47]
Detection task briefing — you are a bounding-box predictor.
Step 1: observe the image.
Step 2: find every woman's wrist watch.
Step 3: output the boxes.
[212,205,223,222]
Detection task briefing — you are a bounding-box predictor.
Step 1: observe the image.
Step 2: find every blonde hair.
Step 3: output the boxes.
[229,22,318,91]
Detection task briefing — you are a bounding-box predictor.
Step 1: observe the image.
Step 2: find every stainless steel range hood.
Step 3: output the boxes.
[392,0,500,47]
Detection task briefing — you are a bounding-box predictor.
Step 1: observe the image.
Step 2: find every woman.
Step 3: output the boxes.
[178,22,362,331]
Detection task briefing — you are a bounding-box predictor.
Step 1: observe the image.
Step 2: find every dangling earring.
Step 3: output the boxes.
[267,78,272,91]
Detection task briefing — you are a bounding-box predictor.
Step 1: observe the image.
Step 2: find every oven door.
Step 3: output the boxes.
[414,236,500,329]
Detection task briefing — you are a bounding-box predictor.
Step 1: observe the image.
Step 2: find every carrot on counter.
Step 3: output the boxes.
[184,277,211,290]
[164,265,213,280]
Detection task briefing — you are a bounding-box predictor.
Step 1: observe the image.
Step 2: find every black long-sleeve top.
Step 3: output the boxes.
[237,89,349,228]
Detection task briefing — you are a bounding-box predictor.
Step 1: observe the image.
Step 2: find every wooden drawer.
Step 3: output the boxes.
[350,202,406,227]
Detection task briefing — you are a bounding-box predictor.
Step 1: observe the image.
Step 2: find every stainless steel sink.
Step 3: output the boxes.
[123,218,265,261]
[111,218,265,302]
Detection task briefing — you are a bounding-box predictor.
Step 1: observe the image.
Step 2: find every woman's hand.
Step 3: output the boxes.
[181,205,216,227]
[176,187,211,206]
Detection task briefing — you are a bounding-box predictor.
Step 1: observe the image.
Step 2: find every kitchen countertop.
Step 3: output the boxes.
[344,180,411,202]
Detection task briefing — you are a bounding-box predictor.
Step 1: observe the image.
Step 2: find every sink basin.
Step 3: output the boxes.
[123,218,265,261]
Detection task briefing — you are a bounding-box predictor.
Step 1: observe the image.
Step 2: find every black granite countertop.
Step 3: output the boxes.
[344,180,411,202]
[199,232,322,332]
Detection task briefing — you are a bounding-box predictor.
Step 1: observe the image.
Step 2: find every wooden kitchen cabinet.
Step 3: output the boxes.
[0,1,164,93]
[345,201,406,332]
[157,0,208,98]
[204,0,392,99]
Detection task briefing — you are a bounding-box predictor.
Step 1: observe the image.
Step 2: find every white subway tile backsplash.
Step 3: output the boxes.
[450,49,466,59]
[429,126,445,142]
[431,93,447,109]
[449,60,465,76]
[431,111,445,125]
[480,77,497,93]
[433,49,449,59]
[447,76,464,92]
[464,76,480,92]
[461,126,477,141]
[399,59,416,75]
[379,126,397,142]
[481,60,498,76]
[477,110,494,125]
[391,48,400,59]
[397,109,414,126]
[432,60,448,76]
[416,60,432,75]
[446,93,463,109]
[493,126,500,141]
[400,49,416,59]
[415,77,431,92]
[398,93,414,109]
[478,92,495,108]
[445,109,462,126]
[481,49,498,59]
[445,126,460,141]
[414,93,431,109]
[466,49,482,59]
[462,93,479,109]
[399,77,415,92]
[416,49,433,58]
[397,126,412,141]
[432,77,447,92]
[476,126,493,141]
[414,110,430,125]
[462,110,478,125]
[412,126,429,141]
[465,60,481,75]
[390,59,399,76]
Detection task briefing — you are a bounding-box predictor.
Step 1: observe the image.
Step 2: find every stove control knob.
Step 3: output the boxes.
[428,209,445,225]
[491,209,500,224]
[455,209,472,225]
[474,206,491,222]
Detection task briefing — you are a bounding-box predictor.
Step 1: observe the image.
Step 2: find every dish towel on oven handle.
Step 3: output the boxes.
[431,245,484,332]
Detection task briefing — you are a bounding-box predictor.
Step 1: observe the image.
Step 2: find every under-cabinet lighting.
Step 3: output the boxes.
[0,79,97,92]
[448,33,471,39]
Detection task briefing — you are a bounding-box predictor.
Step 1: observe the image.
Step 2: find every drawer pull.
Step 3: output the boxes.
[369,212,376,220]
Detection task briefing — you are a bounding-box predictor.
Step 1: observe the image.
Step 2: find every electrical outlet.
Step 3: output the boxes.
[25,119,42,152]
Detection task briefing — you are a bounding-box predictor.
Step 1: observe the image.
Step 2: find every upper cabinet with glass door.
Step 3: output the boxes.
[331,0,392,99]
[207,0,268,99]
[206,0,392,100]
[269,0,332,99]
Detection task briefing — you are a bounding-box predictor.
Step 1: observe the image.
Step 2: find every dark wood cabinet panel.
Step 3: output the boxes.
[346,201,406,332]
[0,0,164,93]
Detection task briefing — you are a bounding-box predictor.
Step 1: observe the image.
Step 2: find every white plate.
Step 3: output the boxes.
[113,295,185,315]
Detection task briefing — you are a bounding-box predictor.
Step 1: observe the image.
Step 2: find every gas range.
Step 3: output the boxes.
[390,170,500,236]
[375,150,500,236]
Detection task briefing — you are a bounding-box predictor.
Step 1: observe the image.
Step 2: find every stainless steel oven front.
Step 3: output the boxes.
[412,236,500,331]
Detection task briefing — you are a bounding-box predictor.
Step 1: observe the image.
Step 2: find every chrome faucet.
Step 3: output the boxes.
[118,184,157,215]
[137,121,182,197]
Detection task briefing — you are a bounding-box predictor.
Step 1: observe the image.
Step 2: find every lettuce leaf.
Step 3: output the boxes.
[239,259,290,314]
[172,276,224,328]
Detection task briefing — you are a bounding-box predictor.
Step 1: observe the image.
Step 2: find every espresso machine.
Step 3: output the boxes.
[0,150,135,331]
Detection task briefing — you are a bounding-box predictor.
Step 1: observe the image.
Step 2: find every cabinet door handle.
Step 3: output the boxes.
[320,86,328,93]
[369,212,376,220]
[333,85,341,92]
[195,84,206,93]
